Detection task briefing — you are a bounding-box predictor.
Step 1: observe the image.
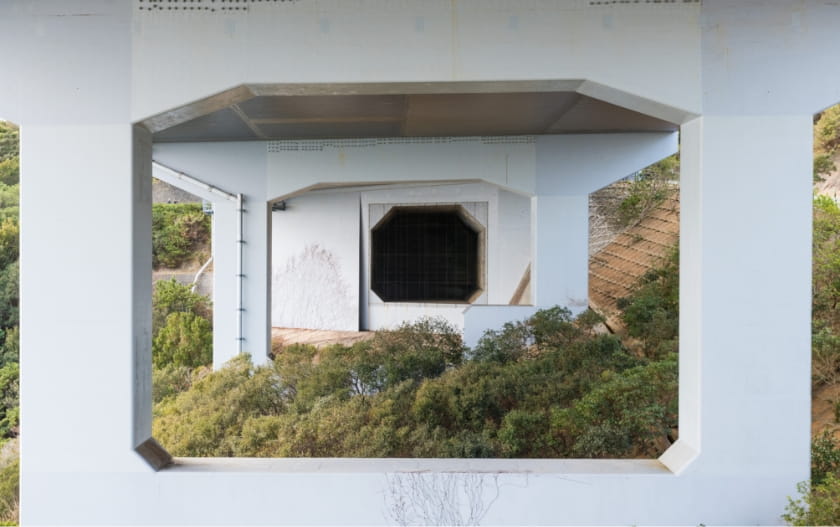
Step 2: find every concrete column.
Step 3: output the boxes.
[20,125,151,480]
[675,115,811,502]
[532,194,589,311]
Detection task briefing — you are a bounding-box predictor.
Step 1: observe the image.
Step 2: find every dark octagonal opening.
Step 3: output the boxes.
[372,206,481,303]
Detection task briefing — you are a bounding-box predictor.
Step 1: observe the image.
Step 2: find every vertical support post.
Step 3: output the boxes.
[532,194,589,311]
[20,125,150,481]
[675,115,812,495]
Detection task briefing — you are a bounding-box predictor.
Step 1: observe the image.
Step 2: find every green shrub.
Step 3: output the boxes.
[471,307,606,364]
[154,355,285,456]
[0,159,16,187]
[0,219,18,272]
[552,355,678,458]
[153,312,212,369]
[0,184,18,225]
[498,409,549,457]
[0,364,17,439]
[152,203,210,269]
[783,473,840,526]
[0,123,18,162]
[349,318,465,392]
[152,364,203,404]
[815,104,840,157]
[0,328,17,369]
[154,311,675,459]
[0,331,17,376]
[0,457,17,525]
[0,264,17,333]
[813,195,840,333]
[618,247,679,359]
[815,153,837,182]
[812,327,840,387]
[152,279,211,339]
[812,430,840,486]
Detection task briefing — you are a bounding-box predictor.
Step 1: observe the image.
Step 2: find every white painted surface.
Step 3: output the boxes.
[267,137,537,199]
[269,179,534,332]
[495,189,532,304]
[2,1,827,525]
[533,194,590,311]
[271,190,360,331]
[126,1,703,124]
[368,303,467,332]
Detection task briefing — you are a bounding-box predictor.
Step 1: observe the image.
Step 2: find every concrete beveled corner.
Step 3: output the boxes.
[135,437,173,471]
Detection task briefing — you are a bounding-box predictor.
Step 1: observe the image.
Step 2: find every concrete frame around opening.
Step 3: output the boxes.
[133,82,689,461]
[114,74,816,527]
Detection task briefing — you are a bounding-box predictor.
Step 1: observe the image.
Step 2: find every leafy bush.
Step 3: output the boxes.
[152,203,210,269]
[346,318,465,392]
[783,431,840,525]
[153,312,212,369]
[155,312,676,459]
[152,279,211,339]
[0,365,17,439]
[0,457,17,525]
[0,123,18,162]
[0,219,17,272]
[815,153,836,182]
[0,185,18,225]
[154,355,285,456]
[0,264,18,333]
[152,364,204,404]
[812,196,840,386]
[0,328,18,369]
[783,473,840,526]
[812,327,840,387]
[812,430,840,486]
[153,242,685,460]
[813,196,840,329]
[618,248,679,359]
[0,159,16,187]
[471,306,605,364]
[815,104,840,157]
[552,355,678,457]
[498,409,549,456]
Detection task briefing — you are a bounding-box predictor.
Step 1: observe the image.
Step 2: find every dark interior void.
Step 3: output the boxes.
[372,208,479,302]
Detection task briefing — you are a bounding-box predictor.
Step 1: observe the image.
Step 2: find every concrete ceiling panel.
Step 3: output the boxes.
[147,82,682,142]
[153,107,259,142]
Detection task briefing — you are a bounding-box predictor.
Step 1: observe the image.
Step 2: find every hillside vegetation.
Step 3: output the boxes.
[153,255,679,459]
[814,104,840,182]
[0,121,19,525]
[152,203,210,269]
